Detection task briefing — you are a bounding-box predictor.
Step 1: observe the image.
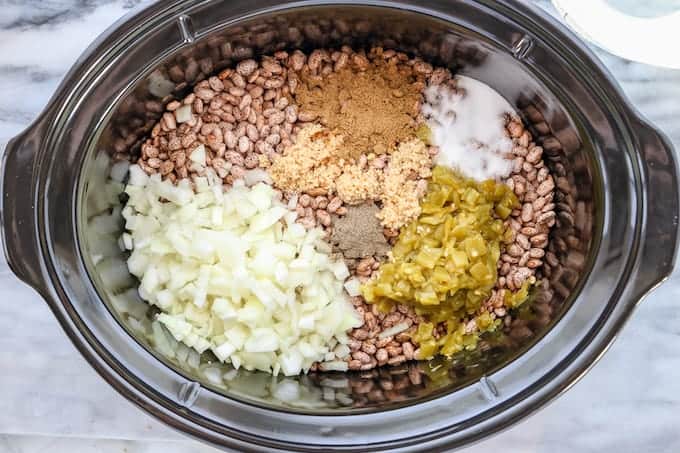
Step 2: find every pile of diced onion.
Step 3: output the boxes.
[120,165,361,376]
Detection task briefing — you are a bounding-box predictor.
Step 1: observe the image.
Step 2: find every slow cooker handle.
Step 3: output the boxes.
[1,120,49,294]
[630,121,680,303]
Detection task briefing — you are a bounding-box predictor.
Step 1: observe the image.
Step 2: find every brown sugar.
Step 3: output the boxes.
[295,63,421,159]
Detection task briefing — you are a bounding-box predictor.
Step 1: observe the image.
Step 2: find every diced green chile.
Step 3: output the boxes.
[362,166,529,359]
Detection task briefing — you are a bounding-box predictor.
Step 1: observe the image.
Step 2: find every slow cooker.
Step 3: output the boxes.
[2,1,678,451]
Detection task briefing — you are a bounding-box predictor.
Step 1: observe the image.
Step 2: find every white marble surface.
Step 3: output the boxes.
[1,1,680,452]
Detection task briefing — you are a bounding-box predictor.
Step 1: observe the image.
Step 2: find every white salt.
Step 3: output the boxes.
[422,75,515,181]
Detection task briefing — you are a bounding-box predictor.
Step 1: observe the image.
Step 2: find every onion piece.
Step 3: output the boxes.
[319,361,349,372]
[174,105,193,123]
[148,70,175,98]
[378,322,410,339]
[128,164,149,187]
[333,344,351,359]
[287,194,298,210]
[343,277,361,297]
[242,169,272,186]
[190,145,206,165]
[110,160,130,183]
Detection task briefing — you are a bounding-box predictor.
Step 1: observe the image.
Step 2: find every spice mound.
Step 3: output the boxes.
[297,61,421,158]
[423,76,514,181]
[330,203,390,260]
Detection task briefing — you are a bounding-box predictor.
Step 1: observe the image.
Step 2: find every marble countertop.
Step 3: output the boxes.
[1,1,679,452]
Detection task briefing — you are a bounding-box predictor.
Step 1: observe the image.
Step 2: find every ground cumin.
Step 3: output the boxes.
[295,63,421,158]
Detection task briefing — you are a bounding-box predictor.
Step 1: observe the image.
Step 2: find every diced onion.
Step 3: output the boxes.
[121,165,361,376]
[333,344,351,359]
[128,164,149,187]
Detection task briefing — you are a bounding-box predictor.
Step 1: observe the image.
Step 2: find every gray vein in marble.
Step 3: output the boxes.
[1,0,142,29]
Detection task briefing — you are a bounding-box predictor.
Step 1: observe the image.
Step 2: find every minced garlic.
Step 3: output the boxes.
[378,139,432,230]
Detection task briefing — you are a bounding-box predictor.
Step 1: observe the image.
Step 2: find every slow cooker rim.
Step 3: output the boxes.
[2,0,677,451]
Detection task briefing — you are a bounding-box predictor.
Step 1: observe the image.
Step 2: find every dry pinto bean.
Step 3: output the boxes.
[231,72,246,89]
[376,349,388,363]
[195,88,216,101]
[297,111,317,122]
[265,77,285,90]
[516,233,530,250]
[262,58,282,74]
[164,100,180,112]
[352,351,371,364]
[352,329,368,340]
[238,135,250,153]
[521,203,534,222]
[236,59,257,77]
[268,111,286,125]
[315,196,328,209]
[247,70,261,84]
[162,112,176,130]
[519,252,530,267]
[265,133,281,146]
[348,360,362,370]
[507,244,523,257]
[327,196,342,213]
[387,355,406,366]
[208,76,224,92]
[274,97,289,110]
[529,248,545,258]
[284,105,297,123]
[246,124,259,141]
[527,258,542,269]
[289,51,306,70]
[229,86,245,97]
[263,89,277,101]
[530,233,549,247]
[299,194,311,207]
